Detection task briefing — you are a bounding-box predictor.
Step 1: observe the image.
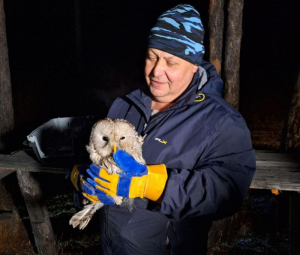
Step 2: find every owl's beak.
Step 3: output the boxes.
[113,145,117,153]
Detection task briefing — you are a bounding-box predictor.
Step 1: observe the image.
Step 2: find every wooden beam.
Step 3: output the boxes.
[0,151,68,174]
[1,150,300,191]
[17,170,58,255]
[251,151,300,191]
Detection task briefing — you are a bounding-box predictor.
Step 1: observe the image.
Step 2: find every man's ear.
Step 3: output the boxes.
[192,65,198,73]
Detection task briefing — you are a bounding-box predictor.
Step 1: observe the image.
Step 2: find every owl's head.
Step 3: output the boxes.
[86,118,144,163]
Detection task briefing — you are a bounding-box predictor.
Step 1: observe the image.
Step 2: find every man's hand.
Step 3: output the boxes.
[70,165,115,205]
[86,150,168,202]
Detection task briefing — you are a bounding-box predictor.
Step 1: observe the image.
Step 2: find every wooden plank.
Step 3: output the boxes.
[0,150,300,191]
[251,151,300,191]
[0,151,68,174]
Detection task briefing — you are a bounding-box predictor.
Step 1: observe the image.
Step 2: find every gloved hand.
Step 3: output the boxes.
[70,164,115,205]
[86,150,168,202]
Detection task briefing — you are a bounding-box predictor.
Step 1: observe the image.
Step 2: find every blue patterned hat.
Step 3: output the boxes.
[147,4,205,65]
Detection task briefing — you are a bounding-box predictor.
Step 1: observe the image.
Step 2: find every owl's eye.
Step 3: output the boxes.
[102,136,109,142]
[120,136,125,140]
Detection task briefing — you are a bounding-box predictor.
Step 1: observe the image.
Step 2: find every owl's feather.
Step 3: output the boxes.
[70,118,145,229]
[70,203,103,230]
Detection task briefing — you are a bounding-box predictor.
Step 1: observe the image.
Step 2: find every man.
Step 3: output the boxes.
[71,4,256,254]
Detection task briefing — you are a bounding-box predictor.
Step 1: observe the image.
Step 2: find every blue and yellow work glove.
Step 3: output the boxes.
[86,150,168,202]
[70,164,115,205]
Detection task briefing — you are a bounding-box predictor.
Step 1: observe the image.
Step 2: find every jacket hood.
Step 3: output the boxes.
[198,60,223,95]
[169,60,223,107]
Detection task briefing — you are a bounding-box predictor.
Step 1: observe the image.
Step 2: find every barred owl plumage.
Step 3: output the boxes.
[69,118,145,229]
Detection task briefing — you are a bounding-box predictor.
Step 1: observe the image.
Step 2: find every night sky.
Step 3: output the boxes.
[3,0,300,149]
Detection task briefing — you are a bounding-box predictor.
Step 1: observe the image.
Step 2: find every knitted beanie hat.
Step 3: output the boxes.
[147,4,205,66]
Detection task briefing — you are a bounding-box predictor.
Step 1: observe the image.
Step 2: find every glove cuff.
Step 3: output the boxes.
[70,164,83,192]
[144,164,168,202]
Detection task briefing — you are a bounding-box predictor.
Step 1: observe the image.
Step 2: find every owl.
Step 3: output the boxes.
[69,118,145,229]
[86,118,145,174]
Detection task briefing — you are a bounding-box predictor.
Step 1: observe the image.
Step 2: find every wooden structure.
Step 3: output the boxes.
[223,0,244,110]
[208,0,225,76]
[252,151,300,191]
[0,152,58,255]
[284,71,300,151]
[0,0,14,152]
[0,150,300,254]
[208,0,244,110]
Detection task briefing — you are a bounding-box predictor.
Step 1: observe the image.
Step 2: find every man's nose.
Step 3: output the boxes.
[152,60,165,77]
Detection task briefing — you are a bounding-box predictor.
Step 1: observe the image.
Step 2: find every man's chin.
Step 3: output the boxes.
[150,91,168,100]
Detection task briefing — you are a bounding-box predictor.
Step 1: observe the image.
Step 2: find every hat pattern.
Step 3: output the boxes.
[148,4,205,65]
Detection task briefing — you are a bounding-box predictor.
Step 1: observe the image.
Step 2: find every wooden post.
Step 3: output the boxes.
[208,1,241,243]
[0,3,25,250]
[17,171,58,255]
[223,0,244,110]
[283,71,300,151]
[208,0,225,76]
[0,0,14,152]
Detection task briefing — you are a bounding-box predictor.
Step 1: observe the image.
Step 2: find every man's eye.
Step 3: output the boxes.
[167,62,176,66]
[147,55,157,61]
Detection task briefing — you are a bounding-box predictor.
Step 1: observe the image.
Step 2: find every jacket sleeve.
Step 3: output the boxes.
[160,114,256,221]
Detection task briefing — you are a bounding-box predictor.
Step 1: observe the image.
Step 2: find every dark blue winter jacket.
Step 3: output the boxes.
[99,60,256,255]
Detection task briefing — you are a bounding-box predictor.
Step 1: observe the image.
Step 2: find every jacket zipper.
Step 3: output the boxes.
[141,109,173,138]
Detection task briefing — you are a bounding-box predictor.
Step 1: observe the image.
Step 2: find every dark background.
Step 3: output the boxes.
[3,0,300,150]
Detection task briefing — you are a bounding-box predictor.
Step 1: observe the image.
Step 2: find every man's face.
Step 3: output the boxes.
[145,48,198,105]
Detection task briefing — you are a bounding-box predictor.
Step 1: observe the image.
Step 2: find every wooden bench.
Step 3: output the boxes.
[0,150,300,254]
